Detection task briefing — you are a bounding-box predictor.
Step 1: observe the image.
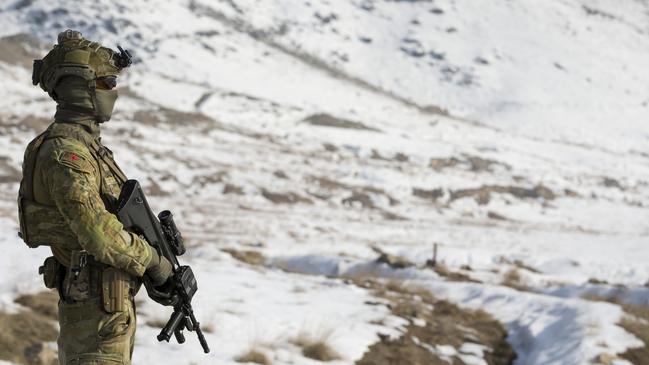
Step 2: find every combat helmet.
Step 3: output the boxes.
[32,29,132,122]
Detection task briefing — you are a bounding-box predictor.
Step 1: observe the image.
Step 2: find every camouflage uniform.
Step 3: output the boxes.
[18,30,168,365]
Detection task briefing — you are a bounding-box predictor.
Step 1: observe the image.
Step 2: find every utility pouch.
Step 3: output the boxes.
[101,267,130,313]
[39,256,63,289]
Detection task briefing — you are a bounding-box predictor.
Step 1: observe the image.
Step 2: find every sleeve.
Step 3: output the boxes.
[43,139,153,277]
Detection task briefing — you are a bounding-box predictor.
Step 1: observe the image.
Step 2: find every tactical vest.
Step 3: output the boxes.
[17,122,128,249]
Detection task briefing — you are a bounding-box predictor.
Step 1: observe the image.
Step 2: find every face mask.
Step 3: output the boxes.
[94,89,119,122]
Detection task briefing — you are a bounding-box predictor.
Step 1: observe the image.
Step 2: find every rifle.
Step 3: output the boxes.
[116,179,210,353]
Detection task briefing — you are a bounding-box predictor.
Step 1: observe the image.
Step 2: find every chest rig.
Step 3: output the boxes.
[18,122,127,249]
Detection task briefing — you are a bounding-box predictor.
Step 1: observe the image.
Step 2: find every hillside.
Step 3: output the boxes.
[0,1,648,364]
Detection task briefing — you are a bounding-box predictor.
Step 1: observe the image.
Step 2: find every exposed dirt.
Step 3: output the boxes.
[307,175,351,190]
[322,143,338,152]
[0,33,46,68]
[261,189,313,205]
[429,156,461,171]
[429,155,510,173]
[222,248,266,266]
[0,115,51,134]
[307,176,401,210]
[412,187,444,202]
[380,210,408,221]
[133,107,213,127]
[450,184,555,205]
[0,156,21,184]
[619,304,649,365]
[14,290,59,320]
[302,113,380,132]
[487,211,508,221]
[342,191,376,209]
[193,171,228,189]
[273,170,289,179]
[0,291,59,365]
[370,150,409,162]
[143,179,171,197]
[601,177,623,190]
[223,183,245,195]
[355,279,516,365]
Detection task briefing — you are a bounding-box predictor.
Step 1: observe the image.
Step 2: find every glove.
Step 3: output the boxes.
[146,247,173,287]
[146,279,180,307]
[145,248,179,306]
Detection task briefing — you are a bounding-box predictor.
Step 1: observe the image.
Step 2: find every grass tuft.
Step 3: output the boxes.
[235,348,271,365]
[292,329,340,362]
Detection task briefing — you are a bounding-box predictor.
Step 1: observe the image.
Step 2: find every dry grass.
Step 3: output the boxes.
[449,184,555,205]
[501,268,530,291]
[355,278,515,365]
[616,303,649,364]
[433,263,481,283]
[581,294,649,364]
[261,189,313,205]
[619,315,649,365]
[292,329,340,362]
[235,348,271,365]
[222,248,266,266]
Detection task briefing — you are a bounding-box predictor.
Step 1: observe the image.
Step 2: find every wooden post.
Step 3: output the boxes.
[426,243,438,268]
[432,243,438,267]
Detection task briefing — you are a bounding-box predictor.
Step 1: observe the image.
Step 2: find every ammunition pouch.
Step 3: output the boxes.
[57,251,139,313]
[39,256,64,289]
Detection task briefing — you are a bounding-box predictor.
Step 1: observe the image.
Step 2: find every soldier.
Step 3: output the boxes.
[17,29,173,364]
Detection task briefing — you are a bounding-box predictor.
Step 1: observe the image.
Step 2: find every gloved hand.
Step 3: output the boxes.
[146,279,180,307]
[145,247,173,287]
[145,248,179,306]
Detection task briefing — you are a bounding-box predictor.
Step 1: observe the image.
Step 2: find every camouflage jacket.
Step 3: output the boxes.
[18,120,152,277]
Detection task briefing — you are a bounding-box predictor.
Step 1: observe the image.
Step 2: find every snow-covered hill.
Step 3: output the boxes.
[0,0,648,364]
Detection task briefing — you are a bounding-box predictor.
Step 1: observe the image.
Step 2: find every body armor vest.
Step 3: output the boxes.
[17,122,128,249]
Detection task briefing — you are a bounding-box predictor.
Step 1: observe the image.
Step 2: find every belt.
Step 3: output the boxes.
[59,251,138,306]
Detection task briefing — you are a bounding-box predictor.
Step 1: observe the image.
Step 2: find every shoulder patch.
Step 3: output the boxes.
[51,139,96,174]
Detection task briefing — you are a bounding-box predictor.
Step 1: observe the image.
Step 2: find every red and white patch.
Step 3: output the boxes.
[69,153,79,161]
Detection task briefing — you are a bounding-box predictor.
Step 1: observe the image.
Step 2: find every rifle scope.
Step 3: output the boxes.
[158,210,186,256]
